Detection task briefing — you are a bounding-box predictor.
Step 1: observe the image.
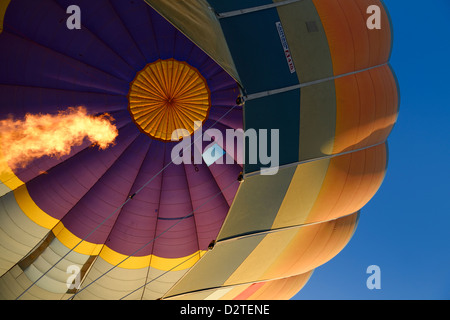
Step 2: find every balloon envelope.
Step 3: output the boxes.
[0,0,398,300]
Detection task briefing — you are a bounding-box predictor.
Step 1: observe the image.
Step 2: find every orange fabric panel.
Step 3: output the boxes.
[312,0,355,74]
[332,73,362,153]
[356,143,387,210]
[306,145,387,223]
[355,0,393,66]
[344,144,386,212]
[307,151,355,223]
[219,284,252,300]
[248,273,313,300]
[332,65,399,154]
[368,65,399,144]
[337,0,371,71]
[233,282,266,300]
[312,0,392,75]
[262,213,359,279]
[332,70,375,153]
[351,70,378,150]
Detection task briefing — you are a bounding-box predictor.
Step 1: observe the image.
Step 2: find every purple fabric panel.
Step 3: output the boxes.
[106,142,233,258]
[110,0,162,63]
[211,87,241,106]
[206,162,241,208]
[60,134,151,244]
[202,120,244,168]
[208,69,239,92]
[208,107,243,131]
[183,161,229,251]
[0,32,129,95]
[204,120,239,137]
[148,8,177,60]
[152,218,198,258]
[106,141,165,256]
[0,85,127,118]
[191,131,241,207]
[56,0,147,72]
[0,0,243,260]
[197,59,225,81]
[4,0,136,81]
[185,45,210,75]
[26,123,140,220]
[157,144,193,220]
[172,31,196,63]
[151,144,198,258]
[203,120,244,172]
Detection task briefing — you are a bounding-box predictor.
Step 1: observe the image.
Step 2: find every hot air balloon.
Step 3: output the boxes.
[0,0,399,300]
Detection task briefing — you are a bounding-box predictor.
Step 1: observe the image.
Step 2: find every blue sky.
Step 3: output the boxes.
[295,0,450,300]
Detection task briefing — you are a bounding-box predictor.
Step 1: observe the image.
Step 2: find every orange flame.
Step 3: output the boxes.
[0,106,118,170]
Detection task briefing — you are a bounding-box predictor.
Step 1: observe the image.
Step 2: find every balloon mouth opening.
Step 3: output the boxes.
[127,58,212,142]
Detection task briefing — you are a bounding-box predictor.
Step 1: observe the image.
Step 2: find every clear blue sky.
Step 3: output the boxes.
[294,0,450,300]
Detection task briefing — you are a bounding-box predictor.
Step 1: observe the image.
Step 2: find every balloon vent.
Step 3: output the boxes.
[128,59,211,142]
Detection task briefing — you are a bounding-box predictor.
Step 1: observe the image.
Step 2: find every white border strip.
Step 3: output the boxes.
[244,63,388,101]
[217,0,302,19]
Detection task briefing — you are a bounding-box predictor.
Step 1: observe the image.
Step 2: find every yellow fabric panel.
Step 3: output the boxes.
[298,81,337,160]
[219,284,252,300]
[51,221,207,270]
[223,230,299,286]
[323,150,368,219]
[167,273,313,300]
[14,184,58,230]
[128,59,211,141]
[0,0,11,34]
[248,272,313,300]
[100,246,205,271]
[305,145,386,224]
[303,152,355,223]
[148,250,206,271]
[275,0,334,84]
[271,159,330,229]
[204,287,235,300]
[312,0,392,75]
[52,222,103,256]
[162,286,236,300]
[216,167,297,241]
[262,213,358,279]
[222,214,357,287]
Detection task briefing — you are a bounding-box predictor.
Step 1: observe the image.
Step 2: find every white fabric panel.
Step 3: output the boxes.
[0,191,48,275]
[23,237,90,294]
